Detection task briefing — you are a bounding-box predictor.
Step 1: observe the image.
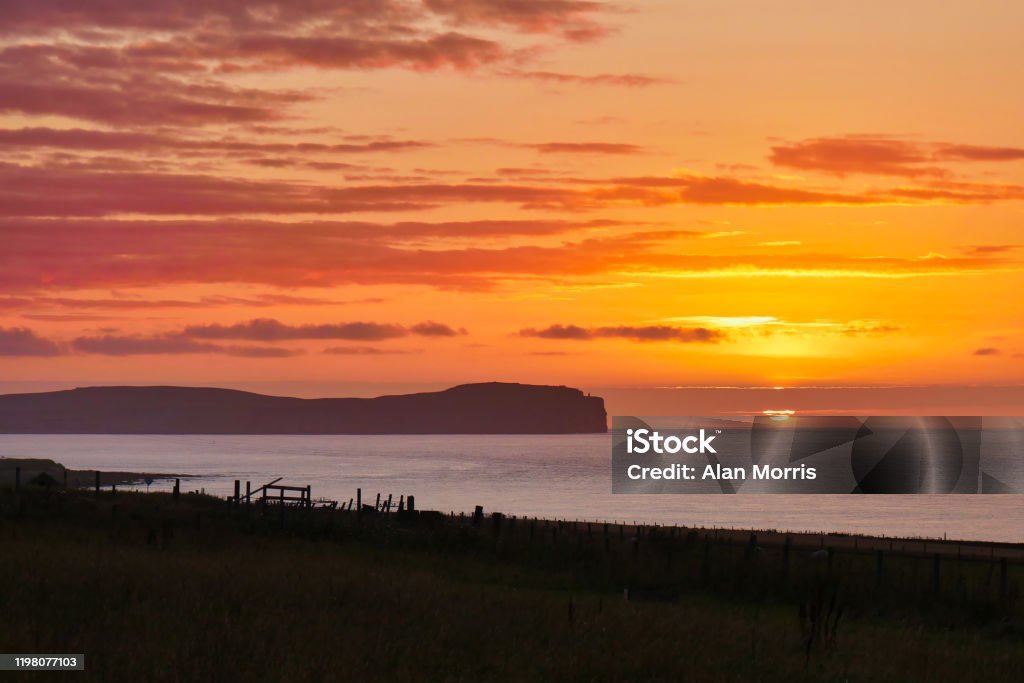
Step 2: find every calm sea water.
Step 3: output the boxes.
[1,434,1021,542]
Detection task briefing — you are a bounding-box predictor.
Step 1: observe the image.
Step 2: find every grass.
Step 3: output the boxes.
[0,487,1021,682]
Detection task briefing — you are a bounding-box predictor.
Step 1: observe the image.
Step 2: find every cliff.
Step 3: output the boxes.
[0,382,608,434]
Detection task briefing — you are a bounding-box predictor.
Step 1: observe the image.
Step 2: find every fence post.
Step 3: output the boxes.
[356,488,362,516]
[95,470,100,496]
[246,481,251,506]
[173,478,180,502]
[234,480,241,506]
[407,495,415,512]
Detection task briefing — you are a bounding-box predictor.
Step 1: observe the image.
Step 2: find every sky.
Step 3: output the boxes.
[2,1,1023,414]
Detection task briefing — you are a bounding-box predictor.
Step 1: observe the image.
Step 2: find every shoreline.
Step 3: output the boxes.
[0,456,189,489]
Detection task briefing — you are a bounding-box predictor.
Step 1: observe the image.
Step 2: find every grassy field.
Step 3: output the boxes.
[1,486,1022,682]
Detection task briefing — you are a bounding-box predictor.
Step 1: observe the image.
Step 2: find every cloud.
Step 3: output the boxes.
[973,347,1002,356]
[525,142,645,155]
[519,324,726,343]
[183,318,464,341]
[839,322,902,336]
[0,293,379,311]
[0,44,299,126]
[185,319,408,341]
[507,70,671,86]
[0,1,620,128]
[0,167,831,218]
[935,144,1024,162]
[7,162,1024,221]
[520,324,591,339]
[658,316,902,338]
[70,332,300,357]
[60,317,466,355]
[962,244,1019,256]
[0,218,1016,293]
[222,32,506,71]
[424,0,610,41]
[769,136,939,177]
[0,326,62,356]
[323,346,418,355]
[21,314,114,322]
[408,321,464,336]
[0,127,432,157]
[770,135,1024,177]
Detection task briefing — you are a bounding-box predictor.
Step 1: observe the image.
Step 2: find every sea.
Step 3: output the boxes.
[1,433,1021,543]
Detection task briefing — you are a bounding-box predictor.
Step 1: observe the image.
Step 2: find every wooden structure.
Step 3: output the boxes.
[233,477,338,510]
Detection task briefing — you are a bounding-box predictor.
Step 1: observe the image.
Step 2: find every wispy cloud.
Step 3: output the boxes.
[184,319,464,341]
[519,324,725,342]
[771,135,1024,178]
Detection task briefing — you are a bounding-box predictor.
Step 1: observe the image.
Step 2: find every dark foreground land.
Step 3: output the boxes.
[1,485,1022,682]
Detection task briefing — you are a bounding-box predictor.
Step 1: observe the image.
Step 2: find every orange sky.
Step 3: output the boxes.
[1,1,1023,413]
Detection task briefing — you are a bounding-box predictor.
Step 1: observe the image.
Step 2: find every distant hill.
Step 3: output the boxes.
[0,383,608,434]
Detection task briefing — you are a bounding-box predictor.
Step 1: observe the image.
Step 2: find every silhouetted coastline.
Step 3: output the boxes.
[0,382,608,434]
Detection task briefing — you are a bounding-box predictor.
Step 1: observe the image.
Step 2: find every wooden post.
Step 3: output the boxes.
[246,481,251,505]
[173,478,180,502]
[234,480,241,506]
[306,485,312,508]
[386,493,392,513]
[473,505,484,525]
[407,495,415,512]
[95,470,100,495]
[375,493,381,511]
